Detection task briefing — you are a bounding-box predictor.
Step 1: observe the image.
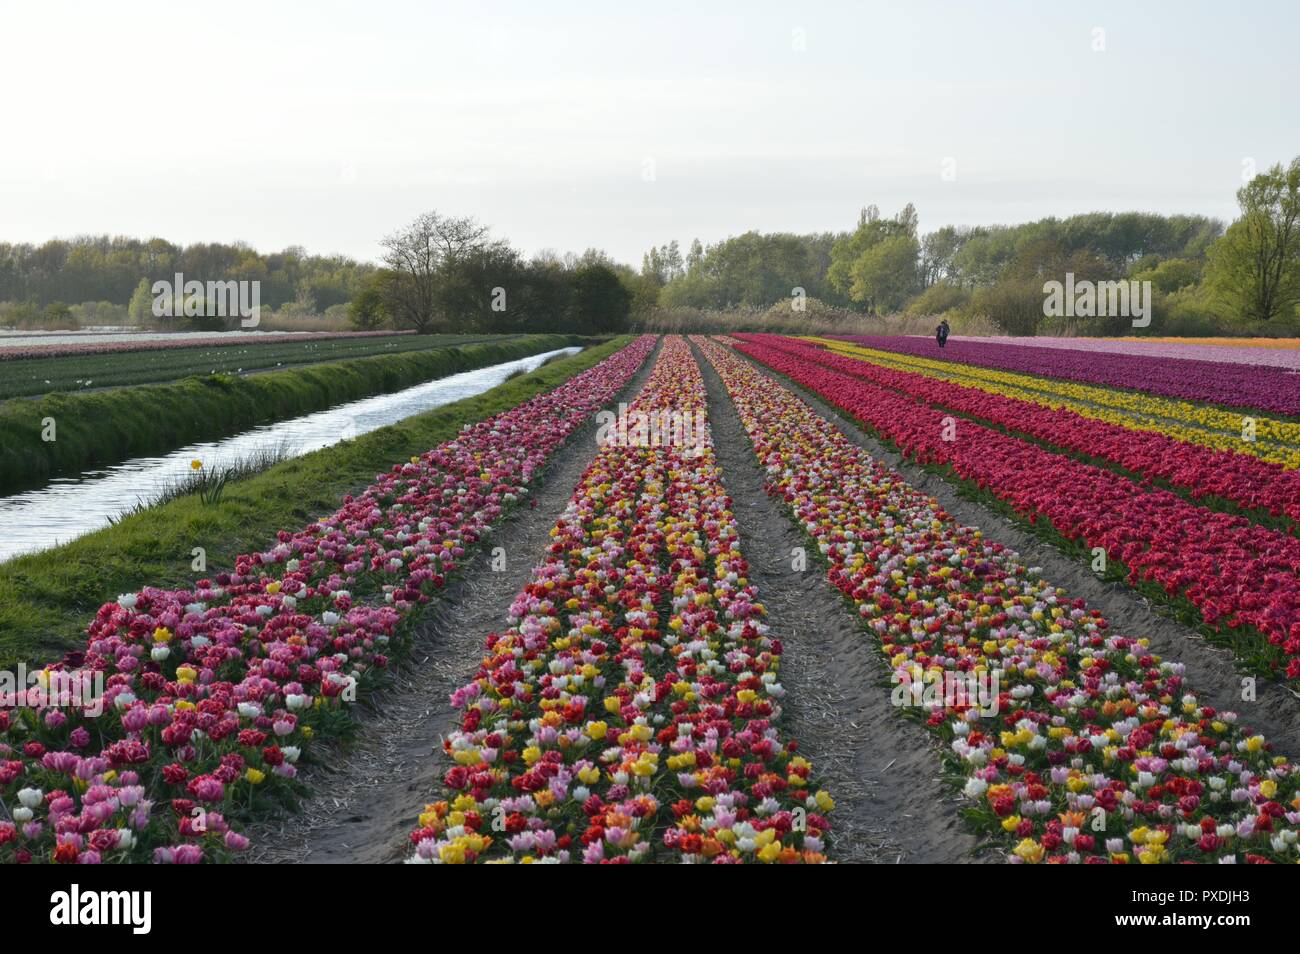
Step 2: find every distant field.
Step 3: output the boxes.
[0,332,520,398]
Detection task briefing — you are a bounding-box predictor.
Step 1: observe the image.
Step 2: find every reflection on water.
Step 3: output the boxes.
[0,347,580,563]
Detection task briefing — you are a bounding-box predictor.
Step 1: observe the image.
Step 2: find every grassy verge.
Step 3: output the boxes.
[0,334,585,494]
[0,336,631,669]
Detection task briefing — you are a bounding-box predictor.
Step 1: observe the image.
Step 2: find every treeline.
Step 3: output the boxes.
[644,208,1230,335]
[5,155,1296,338]
[0,235,374,324]
[645,233,854,311]
[351,212,642,335]
[642,155,1300,336]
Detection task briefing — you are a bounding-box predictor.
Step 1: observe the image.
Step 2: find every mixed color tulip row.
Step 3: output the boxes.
[0,336,656,863]
[811,337,1300,469]
[784,337,1300,528]
[697,335,1300,863]
[838,334,1300,418]
[408,337,831,863]
[733,335,1300,680]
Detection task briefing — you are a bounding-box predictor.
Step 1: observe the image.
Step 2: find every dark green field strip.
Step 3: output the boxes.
[0,333,520,399]
[0,336,631,669]
[0,334,589,495]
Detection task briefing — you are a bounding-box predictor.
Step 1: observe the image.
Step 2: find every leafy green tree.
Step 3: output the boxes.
[566,264,631,334]
[510,261,572,334]
[348,273,390,329]
[641,241,684,285]
[920,226,963,287]
[844,234,920,313]
[686,239,704,273]
[1205,157,1300,323]
[0,235,372,312]
[615,267,661,317]
[657,230,848,310]
[1133,258,1201,295]
[127,278,154,323]
[434,245,523,332]
[828,204,919,310]
[904,281,970,316]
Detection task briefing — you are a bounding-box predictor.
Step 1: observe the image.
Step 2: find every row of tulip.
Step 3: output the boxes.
[762,336,1300,528]
[810,337,1300,468]
[698,335,1300,863]
[731,337,1300,680]
[973,336,1300,370]
[0,336,657,863]
[408,337,831,863]
[839,334,1300,418]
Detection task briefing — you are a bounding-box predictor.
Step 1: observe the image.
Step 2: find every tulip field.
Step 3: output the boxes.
[733,335,1300,679]
[4,332,1300,864]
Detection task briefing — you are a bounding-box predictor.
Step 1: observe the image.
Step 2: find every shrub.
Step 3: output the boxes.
[904,282,970,317]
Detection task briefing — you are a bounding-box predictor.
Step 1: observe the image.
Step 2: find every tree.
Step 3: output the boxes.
[686,239,704,272]
[614,267,661,318]
[1205,157,1300,323]
[434,245,523,332]
[828,205,921,312]
[921,229,955,288]
[656,231,849,310]
[511,260,572,333]
[1134,258,1201,295]
[846,234,921,313]
[566,264,631,334]
[379,211,504,333]
[348,272,390,329]
[127,278,154,323]
[0,235,372,312]
[641,240,684,285]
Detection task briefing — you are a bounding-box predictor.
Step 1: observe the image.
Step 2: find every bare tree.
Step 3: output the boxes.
[380,211,503,332]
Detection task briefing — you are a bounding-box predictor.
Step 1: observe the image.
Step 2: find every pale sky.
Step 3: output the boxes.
[1,0,1296,266]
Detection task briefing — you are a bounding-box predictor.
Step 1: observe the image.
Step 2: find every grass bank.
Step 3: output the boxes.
[0,334,583,494]
[0,336,632,669]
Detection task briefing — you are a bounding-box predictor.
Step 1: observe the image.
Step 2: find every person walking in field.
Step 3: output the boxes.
[935,318,950,349]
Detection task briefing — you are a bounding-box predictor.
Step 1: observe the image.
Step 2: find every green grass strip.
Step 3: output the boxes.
[0,334,583,493]
[0,336,631,669]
